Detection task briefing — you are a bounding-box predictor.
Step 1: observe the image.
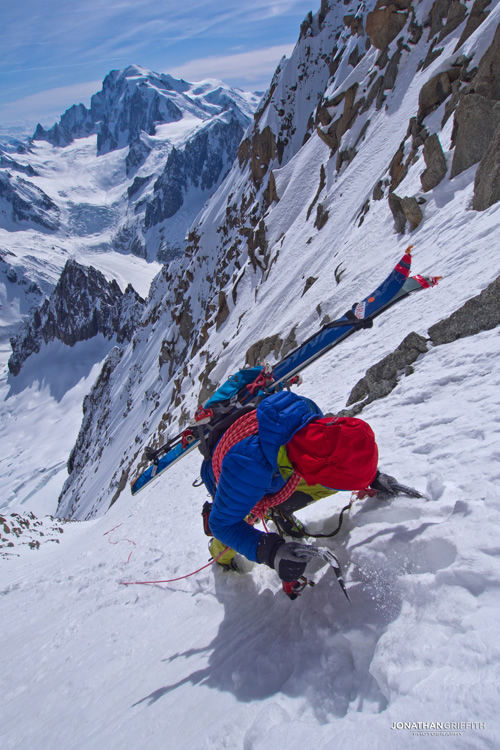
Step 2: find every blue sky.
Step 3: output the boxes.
[0,0,316,134]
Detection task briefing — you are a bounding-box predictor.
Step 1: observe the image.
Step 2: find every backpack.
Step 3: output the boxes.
[204,366,268,409]
[193,365,274,459]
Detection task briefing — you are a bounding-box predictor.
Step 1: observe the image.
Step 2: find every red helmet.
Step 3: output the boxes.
[287,416,378,490]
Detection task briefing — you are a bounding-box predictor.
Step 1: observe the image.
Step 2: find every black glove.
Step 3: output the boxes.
[370,470,399,497]
[256,533,312,582]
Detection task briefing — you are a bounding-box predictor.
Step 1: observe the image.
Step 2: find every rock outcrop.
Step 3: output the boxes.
[473,122,500,210]
[0,172,59,231]
[366,1,410,51]
[345,332,429,411]
[450,94,500,177]
[450,22,500,179]
[418,69,460,121]
[428,275,500,344]
[420,133,448,190]
[389,193,423,232]
[344,276,500,413]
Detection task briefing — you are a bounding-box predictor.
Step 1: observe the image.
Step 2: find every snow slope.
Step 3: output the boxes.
[0,335,120,516]
[54,0,500,522]
[2,1,500,748]
[1,322,499,749]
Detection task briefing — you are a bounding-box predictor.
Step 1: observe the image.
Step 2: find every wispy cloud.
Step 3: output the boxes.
[0,58,129,77]
[0,0,312,127]
[0,80,101,129]
[1,1,308,61]
[168,44,294,86]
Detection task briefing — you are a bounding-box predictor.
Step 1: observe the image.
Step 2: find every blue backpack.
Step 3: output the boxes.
[204,366,265,408]
[194,366,274,462]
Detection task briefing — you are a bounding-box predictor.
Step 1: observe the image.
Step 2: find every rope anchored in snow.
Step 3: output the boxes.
[120,547,230,586]
[103,524,136,563]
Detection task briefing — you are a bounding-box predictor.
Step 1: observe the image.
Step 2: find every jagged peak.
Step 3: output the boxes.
[8,260,145,376]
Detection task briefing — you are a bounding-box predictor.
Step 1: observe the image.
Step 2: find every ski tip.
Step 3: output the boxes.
[405,245,414,255]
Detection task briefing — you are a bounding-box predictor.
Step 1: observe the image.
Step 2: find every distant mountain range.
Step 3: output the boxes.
[0,65,259,336]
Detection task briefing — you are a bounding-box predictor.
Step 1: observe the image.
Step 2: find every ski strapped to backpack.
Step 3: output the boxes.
[130,247,441,496]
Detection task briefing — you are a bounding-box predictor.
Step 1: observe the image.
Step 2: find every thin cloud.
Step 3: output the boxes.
[168,44,294,85]
[0,58,128,77]
[1,1,307,60]
[0,80,102,128]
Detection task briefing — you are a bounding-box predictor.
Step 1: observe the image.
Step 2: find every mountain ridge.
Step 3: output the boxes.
[0,66,260,340]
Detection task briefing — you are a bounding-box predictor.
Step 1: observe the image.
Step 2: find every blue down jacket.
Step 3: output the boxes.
[202,390,323,562]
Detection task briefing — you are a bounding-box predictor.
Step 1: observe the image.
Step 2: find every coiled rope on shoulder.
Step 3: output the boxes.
[212,409,301,520]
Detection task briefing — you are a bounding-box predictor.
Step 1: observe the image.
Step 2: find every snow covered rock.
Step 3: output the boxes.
[0,154,38,177]
[0,171,59,231]
[8,260,144,375]
[0,512,69,556]
[33,103,96,148]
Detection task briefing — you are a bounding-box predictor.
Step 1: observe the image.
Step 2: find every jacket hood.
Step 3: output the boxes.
[257,391,321,468]
[287,416,378,490]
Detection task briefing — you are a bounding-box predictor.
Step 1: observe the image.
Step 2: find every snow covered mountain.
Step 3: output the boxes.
[57,0,500,521]
[8,259,145,376]
[2,2,500,748]
[0,65,259,339]
[32,65,258,261]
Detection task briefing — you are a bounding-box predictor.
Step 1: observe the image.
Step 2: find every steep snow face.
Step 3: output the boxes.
[2,3,500,747]
[2,317,500,750]
[56,0,500,522]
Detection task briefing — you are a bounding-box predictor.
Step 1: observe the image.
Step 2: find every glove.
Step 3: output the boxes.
[370,470,400,497]
[256,533,312,582]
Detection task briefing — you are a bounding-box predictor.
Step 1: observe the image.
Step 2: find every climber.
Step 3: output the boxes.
[200,389,399,586]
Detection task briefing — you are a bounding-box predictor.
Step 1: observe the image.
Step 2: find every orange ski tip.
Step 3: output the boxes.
[405,245,414,255]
